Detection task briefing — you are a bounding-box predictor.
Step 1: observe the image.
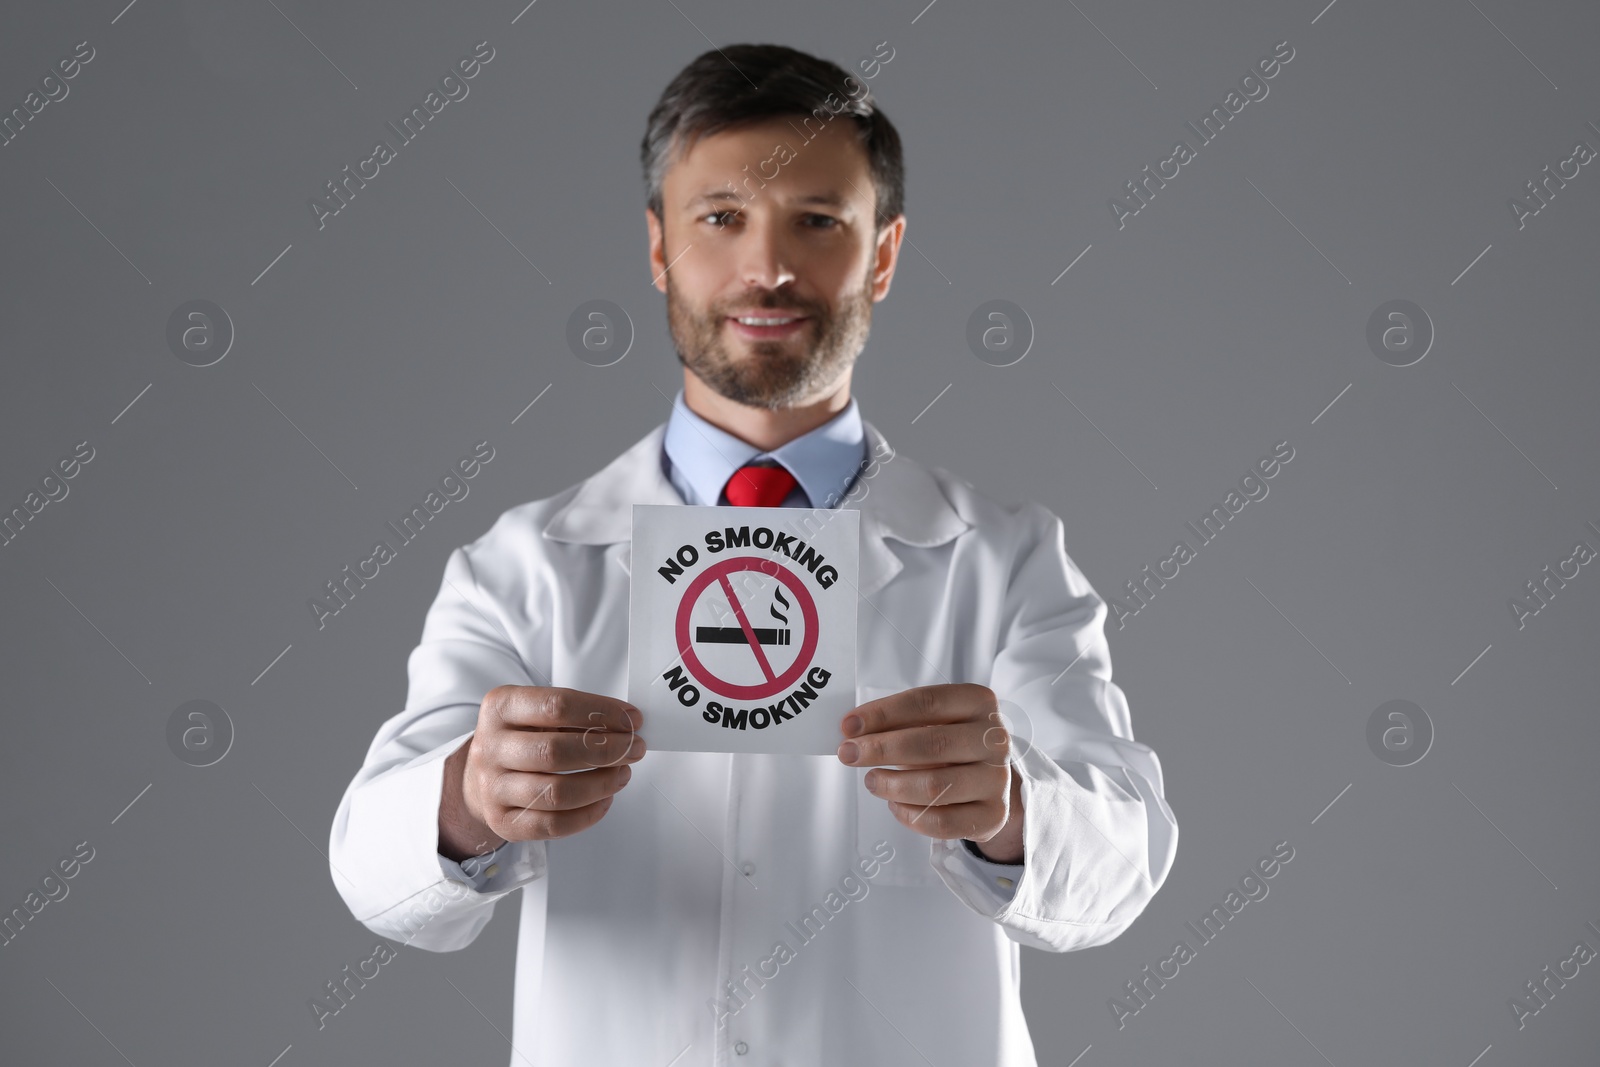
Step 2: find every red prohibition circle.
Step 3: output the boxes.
[675,555,821,701]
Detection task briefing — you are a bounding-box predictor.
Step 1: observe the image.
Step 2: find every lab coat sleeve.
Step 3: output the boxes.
[929,504,1179,953]
[328,544,550,952]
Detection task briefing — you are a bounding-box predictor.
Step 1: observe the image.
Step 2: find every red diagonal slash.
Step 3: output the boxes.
[716,574,777,684]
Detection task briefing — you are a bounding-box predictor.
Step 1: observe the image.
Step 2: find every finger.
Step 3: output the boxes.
[496,729,646,772]
[864,762,1001,808]
[841,720,1003,768]
[569,725,646,768]
[492,728,646,773]
[842,683,995,737]
[484,764,633,813]
[490,686,642,734]
[886,797,1003,841]
[496,794,616,842]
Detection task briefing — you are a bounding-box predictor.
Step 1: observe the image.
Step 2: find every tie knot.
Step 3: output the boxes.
[723,462,798,508]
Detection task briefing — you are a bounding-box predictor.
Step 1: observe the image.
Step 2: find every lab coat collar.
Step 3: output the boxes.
[541,417,972,597]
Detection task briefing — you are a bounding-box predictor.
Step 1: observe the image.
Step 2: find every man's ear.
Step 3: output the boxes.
[646,207,668,294]
[870,214,907,302]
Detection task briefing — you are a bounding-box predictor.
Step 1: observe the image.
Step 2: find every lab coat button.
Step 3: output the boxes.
[740,861,756,876]
[734,1040,749,1054]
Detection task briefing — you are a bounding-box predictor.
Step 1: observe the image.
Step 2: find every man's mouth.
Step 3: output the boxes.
[726,314,810,340]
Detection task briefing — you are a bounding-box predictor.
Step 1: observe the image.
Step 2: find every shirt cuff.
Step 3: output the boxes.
[436,838,519,894]
[954,838,1025,900]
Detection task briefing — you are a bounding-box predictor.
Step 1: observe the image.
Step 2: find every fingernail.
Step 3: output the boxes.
[619,765,632,786]
[841,714,863,737]
[864,770,879,791]
[839,741,858,764]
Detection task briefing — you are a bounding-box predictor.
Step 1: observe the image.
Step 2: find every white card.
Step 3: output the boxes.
[627,503,859,754]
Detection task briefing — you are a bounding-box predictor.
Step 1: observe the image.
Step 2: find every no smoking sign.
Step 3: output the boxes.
[628,504,859,754]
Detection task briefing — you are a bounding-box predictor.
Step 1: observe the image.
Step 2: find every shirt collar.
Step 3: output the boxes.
[541,415,972,598]
[661,387,867,509]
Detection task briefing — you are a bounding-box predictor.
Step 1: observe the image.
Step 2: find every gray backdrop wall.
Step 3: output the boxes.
[3,0,1597,1064]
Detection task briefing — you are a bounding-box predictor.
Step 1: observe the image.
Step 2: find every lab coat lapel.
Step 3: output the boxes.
[854,420,971,598]
[538,416,972,598]
[540,423,680,575]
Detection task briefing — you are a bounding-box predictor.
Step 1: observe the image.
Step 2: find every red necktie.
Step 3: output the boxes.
[723,462,797,507]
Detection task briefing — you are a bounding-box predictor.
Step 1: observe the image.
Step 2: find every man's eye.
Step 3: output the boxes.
[701,211,838,229]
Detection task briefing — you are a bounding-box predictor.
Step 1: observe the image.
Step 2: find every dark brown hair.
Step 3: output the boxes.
[640,43,905,227]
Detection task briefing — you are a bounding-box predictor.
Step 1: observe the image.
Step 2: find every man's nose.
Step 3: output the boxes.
[736,217,797,290]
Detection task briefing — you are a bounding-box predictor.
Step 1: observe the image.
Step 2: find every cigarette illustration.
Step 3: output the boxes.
[695,626,791,645]
[695,585,793,646]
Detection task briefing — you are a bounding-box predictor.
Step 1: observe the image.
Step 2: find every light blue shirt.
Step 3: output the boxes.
[661,388,868,509]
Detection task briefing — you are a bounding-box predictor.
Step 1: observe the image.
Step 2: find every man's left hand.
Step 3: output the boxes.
[838,683,1024,863]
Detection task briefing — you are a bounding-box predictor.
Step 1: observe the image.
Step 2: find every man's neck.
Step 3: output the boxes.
[681,369,852,453]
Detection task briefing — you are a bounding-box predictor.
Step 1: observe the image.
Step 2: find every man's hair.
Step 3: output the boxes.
[640,43,905,228]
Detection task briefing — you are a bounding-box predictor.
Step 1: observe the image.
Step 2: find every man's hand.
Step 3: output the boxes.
[439,686,645,862]
[837,683,1024,863]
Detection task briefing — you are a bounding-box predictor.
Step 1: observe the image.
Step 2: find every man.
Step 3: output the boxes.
[330,43,1177,1066]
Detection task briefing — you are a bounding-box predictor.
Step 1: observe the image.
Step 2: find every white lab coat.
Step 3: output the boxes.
[328,417,1178,1066]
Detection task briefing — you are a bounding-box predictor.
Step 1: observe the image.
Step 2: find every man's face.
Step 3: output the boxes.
[647,115,905,410]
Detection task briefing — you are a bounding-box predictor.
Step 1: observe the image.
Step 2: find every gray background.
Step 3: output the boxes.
[2,0,1596,1064]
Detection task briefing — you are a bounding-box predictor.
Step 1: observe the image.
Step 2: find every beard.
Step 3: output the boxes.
[666,268,874,411]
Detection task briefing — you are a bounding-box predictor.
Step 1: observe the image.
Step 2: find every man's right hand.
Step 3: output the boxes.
[438,685,645,863]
